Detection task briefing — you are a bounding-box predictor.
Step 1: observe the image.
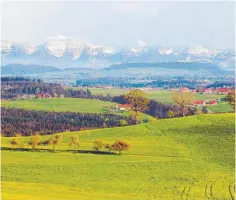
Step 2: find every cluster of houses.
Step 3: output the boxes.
[193,99,217,106]
[199,88,232,95]
[15,93,53,100]
[14,92,67,100]
[170,87,197,93]
[175,87,232,95]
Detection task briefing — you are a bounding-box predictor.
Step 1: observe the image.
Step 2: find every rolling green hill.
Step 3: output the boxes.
[1,113,235,200]
[1,98,116,113]
[1,98,153,123]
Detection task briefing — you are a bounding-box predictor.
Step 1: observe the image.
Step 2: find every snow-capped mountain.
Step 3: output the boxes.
[1,38,235,69]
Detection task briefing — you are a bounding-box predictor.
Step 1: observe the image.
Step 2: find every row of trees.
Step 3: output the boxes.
[93,140,130,155]
[1,108,136,136]
[10,134,129,155]
[1,77,65,99]
[11,134,65,152]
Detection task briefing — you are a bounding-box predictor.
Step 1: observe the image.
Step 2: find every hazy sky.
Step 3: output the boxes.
[1,1,235,49]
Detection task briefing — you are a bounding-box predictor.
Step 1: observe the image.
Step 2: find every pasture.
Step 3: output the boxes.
[1,98,117,113]
[1,113,235,200]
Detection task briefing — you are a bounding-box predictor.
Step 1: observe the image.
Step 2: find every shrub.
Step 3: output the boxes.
[52,135,62,152]
[202,106,208,114]
[119,119,128,126]
[28,133,41,151]
[104,143,111,152]
[167,110,175,118]
[110,140,130,155]
[93,140,104,151]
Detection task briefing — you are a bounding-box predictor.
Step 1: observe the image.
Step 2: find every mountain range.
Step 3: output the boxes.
[1,38,235,70]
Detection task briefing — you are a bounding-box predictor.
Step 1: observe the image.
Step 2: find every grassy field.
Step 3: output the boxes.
[201,102,233,113]
[2,113,235,200]
[1,98,117,113]
[86,87,225,103]
[1,98,152,123]
[72,87,232,113]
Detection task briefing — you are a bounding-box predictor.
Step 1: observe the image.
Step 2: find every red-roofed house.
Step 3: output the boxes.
[193,100,206,106]
[216,88,231,94]
[179,87,190,92]
[200,88,213,94]
[35,93,52,98]
[119,104,132,111]
[208,99,217,105]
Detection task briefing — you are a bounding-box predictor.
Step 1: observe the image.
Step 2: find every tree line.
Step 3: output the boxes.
[1,108,136,137]
[10,134,130,155]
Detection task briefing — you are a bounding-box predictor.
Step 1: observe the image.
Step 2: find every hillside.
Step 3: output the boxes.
[1,64,61,75]
[108,62,223,72]
[1,113,235,200]
[1,98,115,113]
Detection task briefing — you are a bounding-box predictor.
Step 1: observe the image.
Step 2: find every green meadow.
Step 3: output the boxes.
[1,113,235,200]
[1,98,116,113]
[72,87,231,113]
[87,87,225,103]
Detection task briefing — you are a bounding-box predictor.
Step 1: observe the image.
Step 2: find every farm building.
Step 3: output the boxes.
[193,100,206,106]
[216,88,231,94]
[207,99,217,105]
[170,88,179,91]
[15,94,35,100]
[179,87,190,92]
[36,93,52,98]
[200,88,213,94]
[119,104,132,111]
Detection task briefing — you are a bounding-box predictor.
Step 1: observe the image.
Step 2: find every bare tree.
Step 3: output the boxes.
[52,135,62,152]
[226,89,235,112]
[68,136,80,153]
[172,92,195,116]
[125,89,150,123]
[28,133,41,151]
[93,140,104,151]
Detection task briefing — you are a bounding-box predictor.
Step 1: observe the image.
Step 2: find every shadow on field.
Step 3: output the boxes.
[1,147,117,155]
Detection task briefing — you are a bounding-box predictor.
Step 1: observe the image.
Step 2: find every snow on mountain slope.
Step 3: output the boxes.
[188,45,219,57]
[1,38,235,69]
[1,41,12,53]
[159,48,173,55]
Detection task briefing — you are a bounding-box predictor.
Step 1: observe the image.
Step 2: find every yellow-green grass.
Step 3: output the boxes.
[1,98,117,113]
[199,102,233,113]
[2,113,235,200]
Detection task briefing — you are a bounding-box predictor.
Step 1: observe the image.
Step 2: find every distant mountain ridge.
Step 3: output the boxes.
[1,38,235,69]
[1,64,61,75]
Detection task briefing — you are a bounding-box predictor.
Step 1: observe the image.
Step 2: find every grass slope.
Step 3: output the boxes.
[1,98,153,123]
[1,113,235,200]
[1,98,116,113]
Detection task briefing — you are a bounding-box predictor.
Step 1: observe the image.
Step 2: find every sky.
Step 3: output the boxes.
[1,1,235,50]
